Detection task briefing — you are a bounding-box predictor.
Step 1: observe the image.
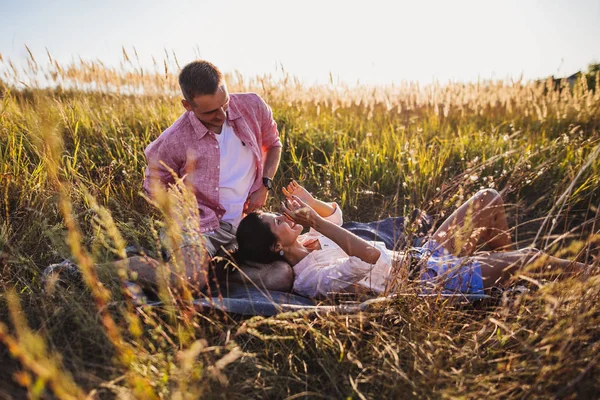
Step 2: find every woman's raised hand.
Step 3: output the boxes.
[282,180,314,206]
[281,196,321,228]
[283,180,336,219]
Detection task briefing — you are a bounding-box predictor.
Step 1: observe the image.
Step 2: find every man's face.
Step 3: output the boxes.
[182,84,230,132]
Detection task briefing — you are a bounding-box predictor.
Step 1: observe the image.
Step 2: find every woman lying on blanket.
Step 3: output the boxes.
[236,181,591,298]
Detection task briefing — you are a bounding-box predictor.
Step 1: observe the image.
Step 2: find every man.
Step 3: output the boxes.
[140,60,292,292]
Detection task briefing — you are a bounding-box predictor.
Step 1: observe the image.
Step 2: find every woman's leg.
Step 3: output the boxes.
[430,189,514,256]
[470,248,588,289]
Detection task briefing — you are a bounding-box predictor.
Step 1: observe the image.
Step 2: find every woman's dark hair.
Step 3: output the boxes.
[178,60,223,102]
[235,212,283,264]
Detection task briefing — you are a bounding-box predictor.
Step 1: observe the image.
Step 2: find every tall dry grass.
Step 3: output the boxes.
[0,50,599,398]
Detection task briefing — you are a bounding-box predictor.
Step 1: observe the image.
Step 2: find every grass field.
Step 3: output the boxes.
[0,54,599,399]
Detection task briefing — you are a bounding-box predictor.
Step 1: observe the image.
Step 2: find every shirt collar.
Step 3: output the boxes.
[227,94,242,120]
[187,111,210,139]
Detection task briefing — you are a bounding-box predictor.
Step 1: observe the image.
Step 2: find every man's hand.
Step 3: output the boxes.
[282,180,314,206]
[245,186,269,213]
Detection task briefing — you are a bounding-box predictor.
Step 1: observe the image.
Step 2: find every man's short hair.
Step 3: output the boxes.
[179,60,223,102]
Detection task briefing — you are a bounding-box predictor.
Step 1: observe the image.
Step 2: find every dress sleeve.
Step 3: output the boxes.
[293,251,388,298]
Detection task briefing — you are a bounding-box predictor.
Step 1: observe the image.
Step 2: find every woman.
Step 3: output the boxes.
[236,181,590,298]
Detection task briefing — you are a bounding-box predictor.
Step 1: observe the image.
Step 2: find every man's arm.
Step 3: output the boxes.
[262,145,282,181]
[143,144,180,198]
[245,146,282,213]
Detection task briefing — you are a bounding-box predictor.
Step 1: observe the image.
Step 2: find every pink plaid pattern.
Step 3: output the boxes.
[143,93,281,232]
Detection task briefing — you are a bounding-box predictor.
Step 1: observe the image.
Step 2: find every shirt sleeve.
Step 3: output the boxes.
[323,202,343,225]
[304,202,343,237]
[143,141,180,196]
[255,94,281,151]
[293,251,389,298]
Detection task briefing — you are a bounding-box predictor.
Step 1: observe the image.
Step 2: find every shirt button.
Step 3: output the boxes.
[215,145,219,149]
[215,187,219,191]
[217,165,220,169]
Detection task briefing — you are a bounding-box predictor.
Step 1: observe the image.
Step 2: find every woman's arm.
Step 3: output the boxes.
[282,197,381,264]
[282,180,336,218]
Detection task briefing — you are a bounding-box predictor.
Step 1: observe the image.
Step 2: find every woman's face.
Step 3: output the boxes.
[259,212,303,247]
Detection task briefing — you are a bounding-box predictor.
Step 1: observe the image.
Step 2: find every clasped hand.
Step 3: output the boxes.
[281,196,321,228]
[281,180,320,227]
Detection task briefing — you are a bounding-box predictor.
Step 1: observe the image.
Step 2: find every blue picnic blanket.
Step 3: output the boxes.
[342,211,432,250]
[193,285,491,316]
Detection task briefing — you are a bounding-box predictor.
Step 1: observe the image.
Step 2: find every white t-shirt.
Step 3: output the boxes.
[215,120,257,226]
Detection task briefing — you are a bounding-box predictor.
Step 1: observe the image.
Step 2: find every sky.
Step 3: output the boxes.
[1,0,599,85]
